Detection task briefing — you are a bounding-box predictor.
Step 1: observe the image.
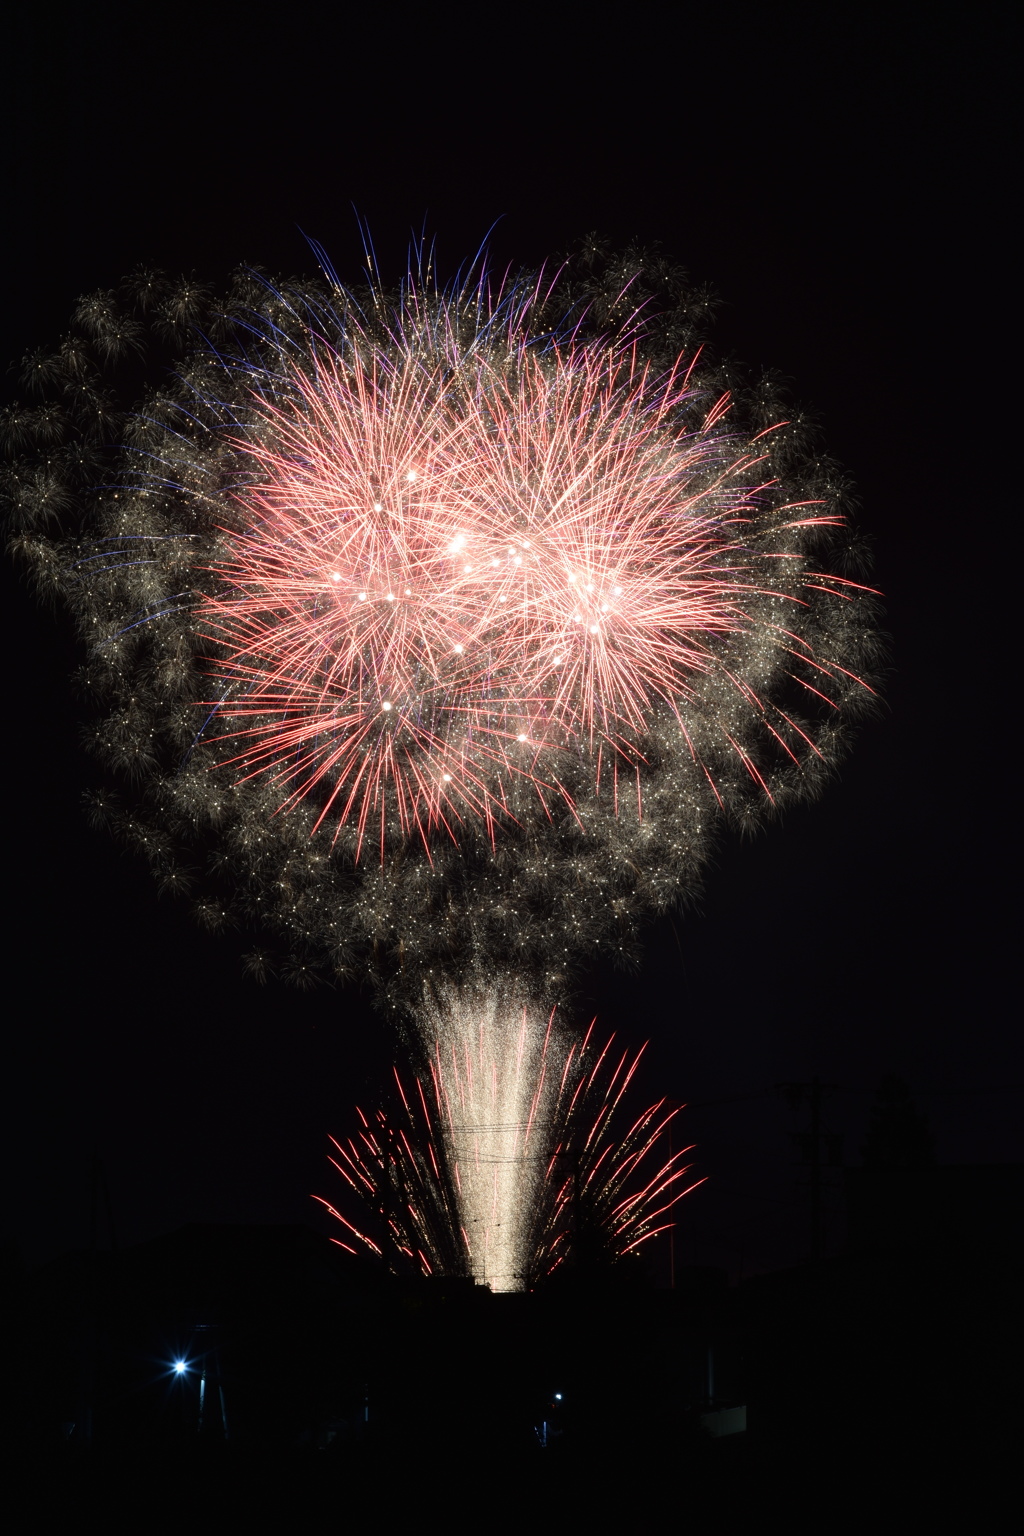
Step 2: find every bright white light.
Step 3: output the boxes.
[330,572,341,583]
[517,733,527,741]
[406,470,417,481]
[453,644,464,654]
[174,1360,187,1376]
[613,585,622,595]
[424,988,561,1292]
[373,501,383,512]
[452,535,467,552]
[443,773,452,782]
[554,1392,563,1401]
[382,702,392,711]
[386,593,395,602]
[358,592,367,601]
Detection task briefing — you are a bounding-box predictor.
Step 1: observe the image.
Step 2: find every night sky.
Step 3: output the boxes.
[4,5,1016,1282]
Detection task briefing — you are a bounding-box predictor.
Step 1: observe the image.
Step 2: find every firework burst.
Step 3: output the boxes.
[4,242,880,994]
[317,994,703,1291]
[201,329,848,855]
[5,242,880,1300]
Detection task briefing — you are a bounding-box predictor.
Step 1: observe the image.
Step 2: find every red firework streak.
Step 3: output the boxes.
[196,305,869,856]
[314,1024,705,1286]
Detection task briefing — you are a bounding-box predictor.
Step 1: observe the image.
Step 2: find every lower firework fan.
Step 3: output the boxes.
[316,992,703,1291]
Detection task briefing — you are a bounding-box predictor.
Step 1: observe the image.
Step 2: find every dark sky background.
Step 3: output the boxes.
[4,4,1017,1282]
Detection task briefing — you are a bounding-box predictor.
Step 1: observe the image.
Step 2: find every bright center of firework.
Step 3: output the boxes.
[197,336,764,848]
[425,989,557,1292]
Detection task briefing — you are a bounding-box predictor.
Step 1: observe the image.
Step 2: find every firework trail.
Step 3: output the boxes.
[420,987,560,1290]
[318,1003,703,1290]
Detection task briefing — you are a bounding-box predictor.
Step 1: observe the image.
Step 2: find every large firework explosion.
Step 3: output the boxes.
[316,1001,702,1291]
[4,240,878,1283]
[4,241,879,1005]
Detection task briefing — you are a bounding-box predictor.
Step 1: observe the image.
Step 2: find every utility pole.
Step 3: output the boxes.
[776,1078,842,1261]
[660,1099,689,1289]
[83,1155,117,1447]
[193,1325,228,1440]
[379,1119,395,1276]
